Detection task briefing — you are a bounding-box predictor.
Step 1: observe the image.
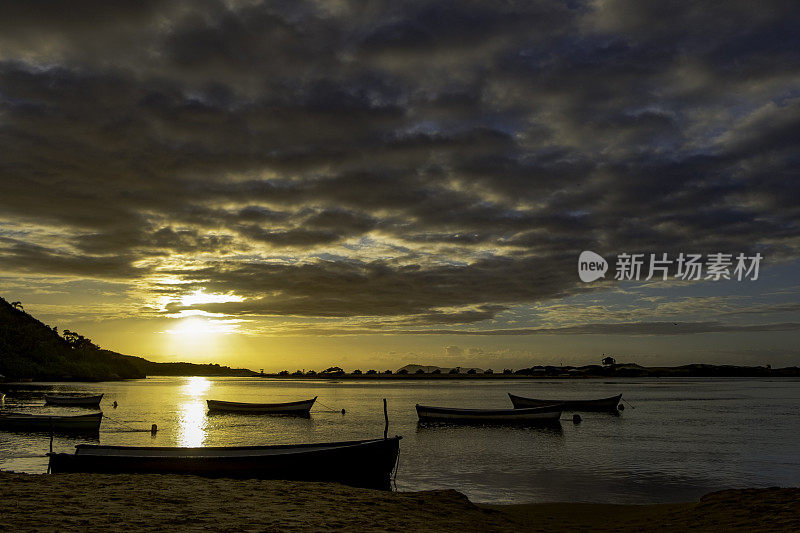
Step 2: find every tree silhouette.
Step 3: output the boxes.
[62,329,95,350]
[11,301,23,310]
[602,356,616,366]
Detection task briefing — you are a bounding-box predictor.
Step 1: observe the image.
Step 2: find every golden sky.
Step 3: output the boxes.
[1,1,799,371]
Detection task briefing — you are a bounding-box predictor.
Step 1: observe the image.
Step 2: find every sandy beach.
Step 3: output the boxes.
[1,472,797,532]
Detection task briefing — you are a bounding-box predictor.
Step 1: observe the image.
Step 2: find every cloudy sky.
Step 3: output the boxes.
[1,1,799,371]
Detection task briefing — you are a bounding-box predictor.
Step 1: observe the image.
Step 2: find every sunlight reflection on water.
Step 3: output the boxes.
[178,377,209,447]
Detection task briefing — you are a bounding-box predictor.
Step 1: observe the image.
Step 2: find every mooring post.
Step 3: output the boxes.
[383,398,388,439]
[47,417,54,474]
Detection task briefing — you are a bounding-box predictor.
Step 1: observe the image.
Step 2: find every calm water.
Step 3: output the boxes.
[1,377,798,504]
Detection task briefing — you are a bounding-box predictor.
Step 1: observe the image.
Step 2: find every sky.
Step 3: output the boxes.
[1,1,799,371]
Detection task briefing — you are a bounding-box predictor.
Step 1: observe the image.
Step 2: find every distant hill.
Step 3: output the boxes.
[0,297,256,381]
[396,364,484,374]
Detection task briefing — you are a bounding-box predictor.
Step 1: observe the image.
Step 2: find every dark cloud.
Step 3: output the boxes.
[0,237,148,279]
[1,0,799,328]
[260,322,800,337]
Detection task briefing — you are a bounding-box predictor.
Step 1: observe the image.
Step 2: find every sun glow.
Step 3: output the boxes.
[183,376,211,396]
[162,317,242,361]
[180,290,244,307]
[157,289,245,318]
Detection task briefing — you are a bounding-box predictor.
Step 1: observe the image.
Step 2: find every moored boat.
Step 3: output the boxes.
[0,412,102,433]
[206,397,316,414]
[48,436,402,489]
[45,393,104,407]
[508,393,622,412]
[415,404,562,423]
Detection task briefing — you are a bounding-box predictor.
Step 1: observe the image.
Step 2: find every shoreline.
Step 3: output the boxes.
[3,369,799,385]
[1,472,797,532]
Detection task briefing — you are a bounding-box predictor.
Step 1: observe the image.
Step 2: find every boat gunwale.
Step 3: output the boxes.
[0,411,102,420]
[415,403,563,415]
[72,436,402,457]
[45,393,104,400]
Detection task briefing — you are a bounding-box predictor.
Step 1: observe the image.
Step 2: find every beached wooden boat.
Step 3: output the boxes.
[45,393,104,407]
[206,397,317,414]
[415,404,562,423]
[48,436,402,489]
[0,412,102,433]
[508,393,622,412]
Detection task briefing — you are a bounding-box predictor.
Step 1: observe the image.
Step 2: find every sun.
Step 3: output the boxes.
[158,289,246,360]
[166,317,215,337]
[162,317,242,360]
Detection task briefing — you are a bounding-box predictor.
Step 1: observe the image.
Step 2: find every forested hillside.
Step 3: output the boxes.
[0,298,255,381]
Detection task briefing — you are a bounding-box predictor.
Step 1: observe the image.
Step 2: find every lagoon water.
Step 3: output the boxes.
[1,376,799,504]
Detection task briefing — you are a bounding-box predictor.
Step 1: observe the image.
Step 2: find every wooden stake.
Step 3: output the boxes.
[383,398,388,439]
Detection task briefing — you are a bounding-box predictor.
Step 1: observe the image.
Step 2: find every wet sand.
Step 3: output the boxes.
[1,472,797,532]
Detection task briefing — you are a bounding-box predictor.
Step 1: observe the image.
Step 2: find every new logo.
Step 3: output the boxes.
[578,251,608,282]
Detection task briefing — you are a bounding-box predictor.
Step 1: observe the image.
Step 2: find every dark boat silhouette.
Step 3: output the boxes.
[48,436,401,489]
[508,393,622,412]
[45,393,104,407]
[206,397,316,414]
[0,412,102,433]
[415,404,562,423]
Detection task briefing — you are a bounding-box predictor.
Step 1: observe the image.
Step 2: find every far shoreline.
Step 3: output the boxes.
[3,370,800,387]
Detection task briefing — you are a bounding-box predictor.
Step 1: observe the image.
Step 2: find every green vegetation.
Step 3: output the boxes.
[0,297,256,381]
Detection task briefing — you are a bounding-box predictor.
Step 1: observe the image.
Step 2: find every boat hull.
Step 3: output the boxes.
[45,394,104,407]
[206,397,316,414]
[0,412,102,433]
[415,404,562,423]
[508,393,622,412]
[48,437,401,489]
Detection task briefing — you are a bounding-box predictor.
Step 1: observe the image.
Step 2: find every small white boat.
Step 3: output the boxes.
[206,397,316,414]
[415,404,562,423]
[45,393,104,407]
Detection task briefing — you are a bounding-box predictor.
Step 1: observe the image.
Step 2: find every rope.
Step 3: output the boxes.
[621,398,636,409]
[391,444,400,490]
[313,400,344,413]
[102,414,156,433]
